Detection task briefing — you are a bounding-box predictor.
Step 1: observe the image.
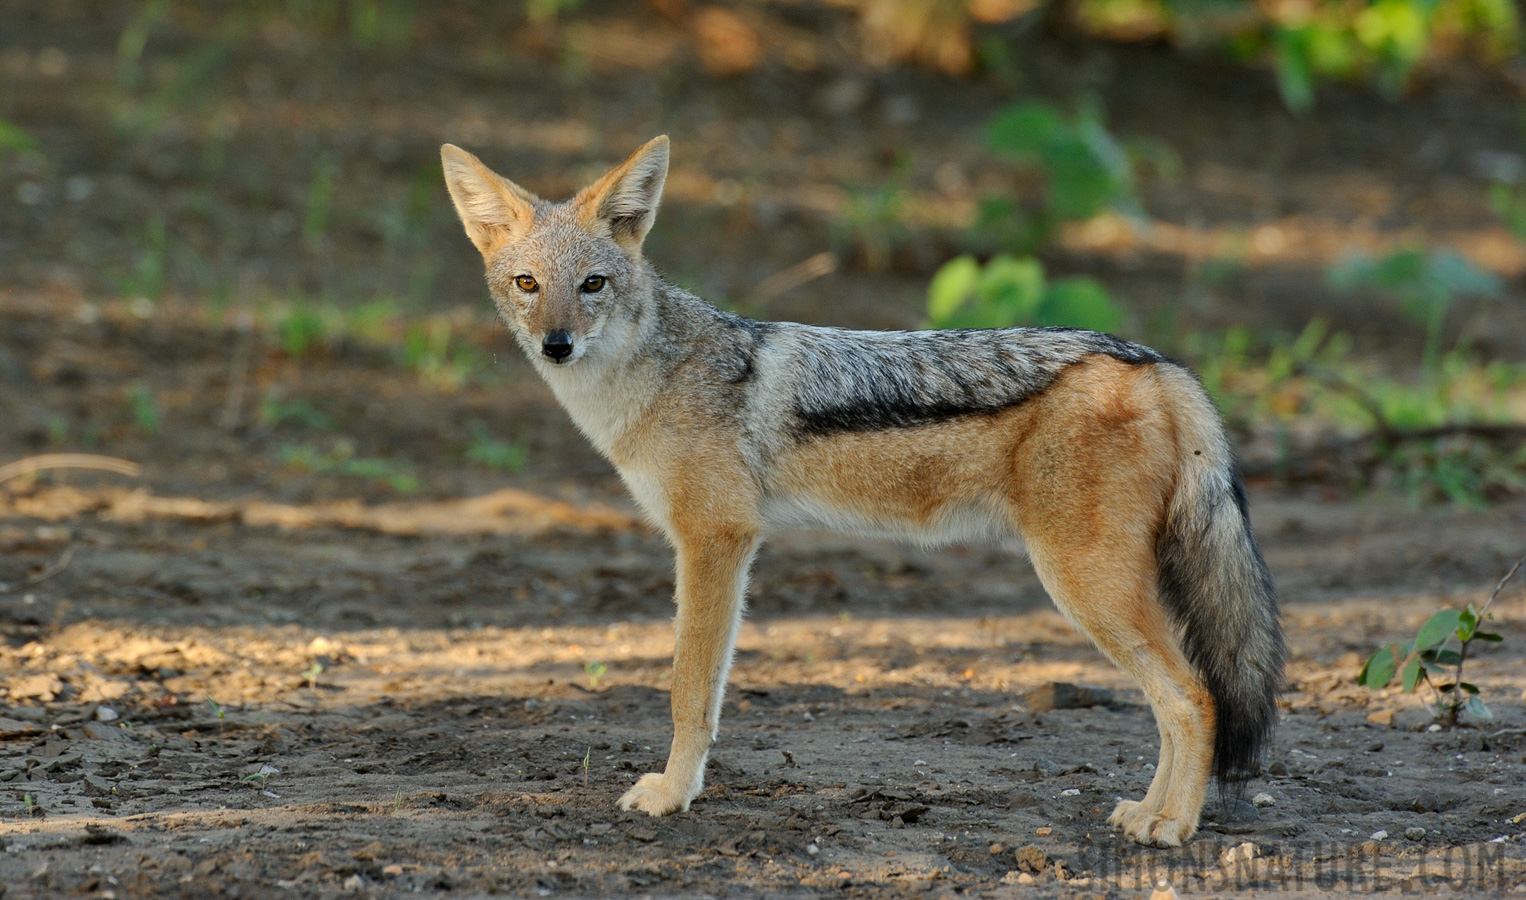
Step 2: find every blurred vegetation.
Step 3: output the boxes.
[859,0,1518,111]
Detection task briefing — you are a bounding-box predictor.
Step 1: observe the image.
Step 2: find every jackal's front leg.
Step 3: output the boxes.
[619,526,758,816]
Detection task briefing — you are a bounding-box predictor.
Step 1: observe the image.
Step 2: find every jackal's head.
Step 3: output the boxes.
[440,136,669,367]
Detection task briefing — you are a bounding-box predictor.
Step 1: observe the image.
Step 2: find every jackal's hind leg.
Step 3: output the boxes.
[1021,528,1214,848]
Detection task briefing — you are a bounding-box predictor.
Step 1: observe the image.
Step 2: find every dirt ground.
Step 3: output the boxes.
[5,2,1526,898]
[2,292,1526,899]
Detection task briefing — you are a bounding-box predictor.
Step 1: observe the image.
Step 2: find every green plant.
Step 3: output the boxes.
[118,215,169,304]
[836,176,914,273]
[280,440,421,492]
[300,661,325,689]
[1359,555,1520,725]
[259,391,333,430]
[465,421,528,472]
[349,0,415,49]
[303,155,338,250]
[1328,247,1503,374]
[926,254,1122,333]
[0,118,37,175]
[126,384,161,434]
[402,318,485,391]
[206,695,225,721]
[582,745,591,788]
[241,764,280,785]
[584,660,607,689]
[275,302,331,359]
[977,100,1143,254]
[527,0,583,24]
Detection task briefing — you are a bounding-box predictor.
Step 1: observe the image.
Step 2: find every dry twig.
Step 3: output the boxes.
[0,454,142,484]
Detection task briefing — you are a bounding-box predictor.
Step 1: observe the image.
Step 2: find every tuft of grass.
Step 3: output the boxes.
[126,384,161,435]
[403,318,486,392]
[280,440,420,493]
[259,390,333,430]
[465,421,528,472]
[303,155,338,251]
[118,215,169,304]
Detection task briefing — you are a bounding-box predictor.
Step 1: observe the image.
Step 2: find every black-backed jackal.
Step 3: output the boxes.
[441,136,1284,847]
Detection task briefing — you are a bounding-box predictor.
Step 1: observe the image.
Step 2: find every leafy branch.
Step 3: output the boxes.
[1359,554,1521,724]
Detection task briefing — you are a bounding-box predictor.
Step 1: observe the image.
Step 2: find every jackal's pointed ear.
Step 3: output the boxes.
[575,135,669,255]
[440,144,539,257]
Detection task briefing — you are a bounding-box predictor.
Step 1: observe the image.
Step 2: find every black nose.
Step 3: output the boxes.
[542,329,574,361]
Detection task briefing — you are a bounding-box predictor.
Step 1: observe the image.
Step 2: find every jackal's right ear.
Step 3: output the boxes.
[440,144,539,257]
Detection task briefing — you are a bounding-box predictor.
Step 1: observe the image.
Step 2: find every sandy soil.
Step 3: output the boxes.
[1,295,1525,899]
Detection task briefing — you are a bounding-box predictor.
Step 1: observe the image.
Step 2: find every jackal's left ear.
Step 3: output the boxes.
[576,135,669,255]
[440,144,540,257]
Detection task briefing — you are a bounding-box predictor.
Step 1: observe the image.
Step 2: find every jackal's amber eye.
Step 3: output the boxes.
[581,275,606,293]
[514,275,538,292]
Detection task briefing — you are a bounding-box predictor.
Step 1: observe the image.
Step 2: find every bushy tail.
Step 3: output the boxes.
[1156,385,1284,799]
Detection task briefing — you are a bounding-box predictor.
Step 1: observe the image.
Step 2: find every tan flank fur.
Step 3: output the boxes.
[441,136,1283,848]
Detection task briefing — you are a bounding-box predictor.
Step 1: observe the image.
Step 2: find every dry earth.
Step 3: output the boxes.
[1,296,1525,899]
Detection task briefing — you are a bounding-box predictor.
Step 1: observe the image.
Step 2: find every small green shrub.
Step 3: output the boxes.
[276,303,330,359]
[1328,247,1503,373]
[926,254,1122,333]
[1359,556,1520,725]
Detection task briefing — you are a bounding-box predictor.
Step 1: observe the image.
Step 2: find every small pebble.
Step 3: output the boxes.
[1251,792,1275,807]
[1426,724,1442,733]
[1060,788,1080,797]
[1406,827,1427,841]
[95,706,119,722]
[1370,830,1389,841]
[806,843,819,856]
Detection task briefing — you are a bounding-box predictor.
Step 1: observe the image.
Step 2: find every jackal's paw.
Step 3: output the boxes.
[1110,801,1196,847]
[618,773,694,817]
[1108,799,1146,830]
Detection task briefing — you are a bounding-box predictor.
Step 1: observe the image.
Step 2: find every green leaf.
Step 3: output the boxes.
[1043,141,1116,221]
[1427,648,1461,666]
[1457,605,1479,640]
[1414,609,1462,651]
[1474,632,1504,642]
[1427,251,1503,299]
[1458,681,1479,694]
[927,255,982,326]
[0,118,36,154]
[1399,653,1423,693]
[1274,27,1315,114]
[1464,695,1493,721]
[987,103,1063,161]
[978,255,1046,327]
[1037,277,1122,333]
[1359,646,1396,689]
